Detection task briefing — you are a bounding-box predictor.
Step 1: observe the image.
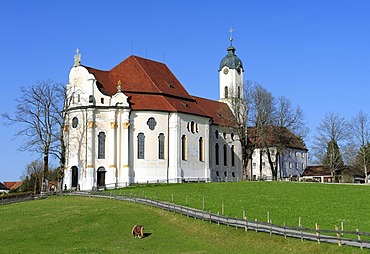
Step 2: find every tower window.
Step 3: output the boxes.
[224,86,229,98]
[72,117,78,128]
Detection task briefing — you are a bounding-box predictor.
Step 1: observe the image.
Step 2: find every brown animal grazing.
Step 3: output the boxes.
[132,225,144,238]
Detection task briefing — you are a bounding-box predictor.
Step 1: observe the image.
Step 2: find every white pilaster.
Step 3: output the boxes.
[168,113,181,182]
[86,108,95,189]
[204,123,210,181]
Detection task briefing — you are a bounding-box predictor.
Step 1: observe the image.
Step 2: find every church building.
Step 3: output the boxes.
[63,37,245,191]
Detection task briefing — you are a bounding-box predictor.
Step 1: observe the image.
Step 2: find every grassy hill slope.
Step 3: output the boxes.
[1,194,363,253]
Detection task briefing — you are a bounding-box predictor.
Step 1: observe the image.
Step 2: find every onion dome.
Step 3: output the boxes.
[219,38,243,72]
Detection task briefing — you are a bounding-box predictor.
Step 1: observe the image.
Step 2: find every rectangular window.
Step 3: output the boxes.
[199,137,204,161]
[223,145,227,166]
[231,145,235,166]
[182,135,187,160]
[215,143,219,165]
[158,134,165,159]
[98,132,106,159]
[137,133,145,159]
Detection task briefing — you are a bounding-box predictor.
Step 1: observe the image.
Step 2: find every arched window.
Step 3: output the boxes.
[191,121,195,133]
[137,133,145,159]
[224,86,229,98]
[231,145,235,166]
[158,133,165,159]
[223,144,227,166]
[215,143,219,165]
[215,130,219,139]
[238,86,241,98]
[98,132,106,159]
[181,135,187,160]
[199,137,204,161]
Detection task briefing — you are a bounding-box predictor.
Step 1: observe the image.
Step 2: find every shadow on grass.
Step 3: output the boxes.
[142,232,152,238]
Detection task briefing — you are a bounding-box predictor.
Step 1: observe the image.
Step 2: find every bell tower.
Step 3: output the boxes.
[219,28,244,110]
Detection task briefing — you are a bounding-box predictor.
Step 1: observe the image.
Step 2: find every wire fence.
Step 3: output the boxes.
[0,192,47,205]
[68,192,370,249]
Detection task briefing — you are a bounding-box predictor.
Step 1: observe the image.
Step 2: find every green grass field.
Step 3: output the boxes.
[0,195,363,253]
[106,181,370,233]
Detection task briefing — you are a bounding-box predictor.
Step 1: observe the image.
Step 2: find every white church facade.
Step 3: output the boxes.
[63,39,245,191]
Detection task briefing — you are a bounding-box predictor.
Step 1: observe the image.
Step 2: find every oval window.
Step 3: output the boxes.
[72,117,78,128]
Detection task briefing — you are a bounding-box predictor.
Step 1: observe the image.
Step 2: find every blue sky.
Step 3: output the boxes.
[1,0,370,181]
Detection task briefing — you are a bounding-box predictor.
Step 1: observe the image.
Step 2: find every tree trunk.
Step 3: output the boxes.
[43,152,49,191]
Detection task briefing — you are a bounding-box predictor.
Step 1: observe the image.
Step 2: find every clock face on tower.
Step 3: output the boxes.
[223,68,229,75]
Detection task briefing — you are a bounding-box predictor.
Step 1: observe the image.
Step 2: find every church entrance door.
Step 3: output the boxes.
[71,166,78,188]
[97,167,106,187]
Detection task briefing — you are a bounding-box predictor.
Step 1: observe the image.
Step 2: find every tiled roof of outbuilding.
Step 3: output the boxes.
[247,125,307,150]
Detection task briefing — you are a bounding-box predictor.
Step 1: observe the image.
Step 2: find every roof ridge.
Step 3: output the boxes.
[131,56,162,94]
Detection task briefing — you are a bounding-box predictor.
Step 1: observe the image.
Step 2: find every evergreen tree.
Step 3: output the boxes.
[323,139,344,176]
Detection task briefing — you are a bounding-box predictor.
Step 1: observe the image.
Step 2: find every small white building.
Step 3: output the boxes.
[63,39,245,191]
[247,126,308,181]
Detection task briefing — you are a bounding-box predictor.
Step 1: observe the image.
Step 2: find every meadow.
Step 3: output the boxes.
[106,181,370,233]
[2,181,369,253]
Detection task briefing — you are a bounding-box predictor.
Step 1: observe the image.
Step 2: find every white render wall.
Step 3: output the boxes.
[250,147,308,180]
[219,66,243,103]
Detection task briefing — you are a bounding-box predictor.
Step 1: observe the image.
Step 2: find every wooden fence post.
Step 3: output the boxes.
[270,220,272,236]
[255,219,258,233]
[202,197,205,211]
[356,228,363,250]
[267,211,270,223]
[222,203,224,215]
[341,221,344,236]
[244,217,248,232]
[315,223,320,244]
[335,225,341,246]
[217,212,220,226]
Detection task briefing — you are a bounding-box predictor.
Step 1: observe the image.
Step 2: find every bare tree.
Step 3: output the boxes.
[24,160,44,193]
[312,112,350,165]
[2,80,64,191]
[247,84,308,180]
[275,96,309,139]
[351,110,370,183]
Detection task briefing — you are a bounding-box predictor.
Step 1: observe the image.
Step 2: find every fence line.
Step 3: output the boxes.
[69,192,370,249]
[0,193,46,205]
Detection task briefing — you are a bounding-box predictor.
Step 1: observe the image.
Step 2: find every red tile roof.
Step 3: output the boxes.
[193,96,235,126]
[84,55,236,126]
[248,125,307,150]
[4,181,23,190]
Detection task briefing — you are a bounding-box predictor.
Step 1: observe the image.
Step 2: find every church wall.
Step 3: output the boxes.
[130,111,169,183]
[177,113,211,182]
[209,125,242,182]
